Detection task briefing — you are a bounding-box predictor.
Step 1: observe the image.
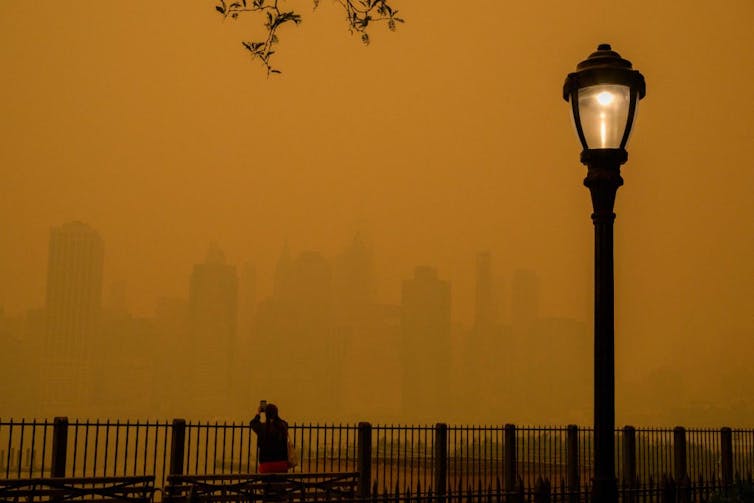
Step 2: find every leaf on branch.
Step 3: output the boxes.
[242,41,266,55]
[215,5,225,14]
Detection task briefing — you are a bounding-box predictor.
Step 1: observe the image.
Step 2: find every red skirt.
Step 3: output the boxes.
[259,460,290,473]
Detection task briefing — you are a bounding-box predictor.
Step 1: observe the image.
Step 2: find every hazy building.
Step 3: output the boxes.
[511,269,540,339]
[0,309,33,414]
[333,235,402,420]
[152,297,190,417]
[474,252,496,329]
[400,266,451,422]
[188,244,238,418]
[333,234,376,325]
[288,251,343,417]
[238,262,257,341]
[95,313,157,418]
[253,248,344,420]
[462,252,512,420]
[525,316,590,423]
[41,221,104,416]
[272,242,294,302]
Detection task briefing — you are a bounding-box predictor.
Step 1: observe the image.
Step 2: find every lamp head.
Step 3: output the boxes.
[563,44,646,151]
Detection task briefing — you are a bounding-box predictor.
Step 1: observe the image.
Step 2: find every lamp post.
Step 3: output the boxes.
[563,44,646,503]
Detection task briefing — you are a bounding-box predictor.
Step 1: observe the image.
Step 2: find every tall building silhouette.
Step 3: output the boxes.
[333,234,376,325]
[511,268,540,337]
[238,262,257,340]
[272,242,294,302]
[333,234,399,420]
[401,266,451,421]
[41,221,104,415]
[474,252,496,330]
[254,247,344,419]
[189,244,238,418]
[462,252,512,420]
[153,297,189,417]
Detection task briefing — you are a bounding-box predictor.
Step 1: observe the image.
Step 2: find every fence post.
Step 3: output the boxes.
[357,422,372,498]
[566,425,579,503]
[505,424,517,500]
[623,426,637,491]
[169,419,186,476]
[721,427,733,490]
[51,417,68,477]
[434,423,448,498]
[673,426,687,481]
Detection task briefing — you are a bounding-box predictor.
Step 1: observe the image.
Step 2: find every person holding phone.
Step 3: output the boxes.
[250,401,290,473]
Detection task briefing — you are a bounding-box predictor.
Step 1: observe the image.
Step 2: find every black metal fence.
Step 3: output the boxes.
[1,418,753,501]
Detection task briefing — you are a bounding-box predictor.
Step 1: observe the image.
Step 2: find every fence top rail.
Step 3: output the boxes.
[514,425,572,432]
[3,419,753,431]
[0,419,52,426]
[0,419,172,427]
[373,424,435,430]
[68,420,173,427]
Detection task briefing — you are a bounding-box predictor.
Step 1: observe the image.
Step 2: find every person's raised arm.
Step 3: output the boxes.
[250,414,263,434]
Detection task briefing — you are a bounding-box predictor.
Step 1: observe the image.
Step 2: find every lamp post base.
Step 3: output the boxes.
[592,477,618,503]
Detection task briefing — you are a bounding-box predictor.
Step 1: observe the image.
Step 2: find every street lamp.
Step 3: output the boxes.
[563,44,646,502]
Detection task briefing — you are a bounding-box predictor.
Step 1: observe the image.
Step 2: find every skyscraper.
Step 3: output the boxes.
[474,252,496,330]
[189,244,238,418]
[333,233,376,325]
[464,252,511,419]
[253,247,343,419]
[511,268,540,337]
[401,266,451,421]
[42,221,104,415]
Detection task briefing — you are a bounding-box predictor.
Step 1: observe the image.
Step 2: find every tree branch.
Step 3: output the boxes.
[215,0,404,74]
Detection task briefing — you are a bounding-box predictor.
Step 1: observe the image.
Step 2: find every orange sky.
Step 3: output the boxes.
[1,1,753,421]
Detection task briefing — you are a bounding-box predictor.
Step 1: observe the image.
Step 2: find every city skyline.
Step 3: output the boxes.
[1,220,752,426]
[1,220,579,326]
[0,219,592,422]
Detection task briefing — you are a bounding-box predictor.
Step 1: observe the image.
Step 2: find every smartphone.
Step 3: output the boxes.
[259,399,267,412]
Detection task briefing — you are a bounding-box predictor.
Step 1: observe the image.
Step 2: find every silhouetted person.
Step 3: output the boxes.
[251,402,290,473]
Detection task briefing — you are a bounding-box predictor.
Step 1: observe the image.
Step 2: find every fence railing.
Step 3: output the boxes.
[2,418,752,500]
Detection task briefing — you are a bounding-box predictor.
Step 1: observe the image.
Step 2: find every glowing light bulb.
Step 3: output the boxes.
[597,91,614,106]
